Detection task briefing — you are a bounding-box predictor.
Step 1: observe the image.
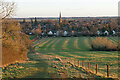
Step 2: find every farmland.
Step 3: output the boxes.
[34,37,118,62]
[2,37,118,79]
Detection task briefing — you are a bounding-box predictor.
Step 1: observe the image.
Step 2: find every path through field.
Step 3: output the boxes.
[2,37,118,79]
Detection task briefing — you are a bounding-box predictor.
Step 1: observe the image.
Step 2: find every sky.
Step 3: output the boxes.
[4,0,120,18]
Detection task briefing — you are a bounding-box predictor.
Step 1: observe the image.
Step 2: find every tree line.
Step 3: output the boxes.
[21,17,118,37]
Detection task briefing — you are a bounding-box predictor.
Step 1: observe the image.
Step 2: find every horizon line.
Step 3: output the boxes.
[12,16,118,18]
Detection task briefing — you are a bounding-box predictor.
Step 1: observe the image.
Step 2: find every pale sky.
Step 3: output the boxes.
[4,0,120,18]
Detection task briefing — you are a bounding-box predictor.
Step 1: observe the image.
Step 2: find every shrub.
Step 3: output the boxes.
[2,20,32,66]
[90,37,118,51]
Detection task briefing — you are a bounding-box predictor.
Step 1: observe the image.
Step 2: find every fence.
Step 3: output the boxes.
[80,60,109,77]
[51,57,118,78]
[73,59,118,78]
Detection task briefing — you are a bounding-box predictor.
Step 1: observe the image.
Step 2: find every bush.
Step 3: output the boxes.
[2,20,32,66]
[91,37,118,51]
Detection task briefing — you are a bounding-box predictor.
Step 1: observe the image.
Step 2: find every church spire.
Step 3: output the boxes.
[59,12,62,24]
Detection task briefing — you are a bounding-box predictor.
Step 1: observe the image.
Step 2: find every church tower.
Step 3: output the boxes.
[59,12,62,24]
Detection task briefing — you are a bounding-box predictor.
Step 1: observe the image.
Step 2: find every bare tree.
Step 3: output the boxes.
[0,0,15,20]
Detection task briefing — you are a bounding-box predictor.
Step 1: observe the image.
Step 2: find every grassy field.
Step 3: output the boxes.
[34,37,118,77]
[2,37,118,79]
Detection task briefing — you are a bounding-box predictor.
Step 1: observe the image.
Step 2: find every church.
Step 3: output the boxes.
[59,12,62,24]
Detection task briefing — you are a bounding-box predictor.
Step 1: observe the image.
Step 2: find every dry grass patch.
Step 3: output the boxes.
[91,37,118,51]
[39,39,50,47]
[46,39,56,47]
[74,38,80,49]
[62,39,69,49]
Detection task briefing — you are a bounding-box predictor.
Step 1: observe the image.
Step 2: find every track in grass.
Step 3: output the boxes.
[35,37,118,78]
[2,37,118,79]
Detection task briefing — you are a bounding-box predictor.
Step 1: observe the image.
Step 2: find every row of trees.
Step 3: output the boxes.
[21,17,118,37]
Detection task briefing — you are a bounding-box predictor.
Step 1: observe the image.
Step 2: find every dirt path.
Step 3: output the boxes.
[2,52,53,78]
[2,51,117,80]
[25,52,103,78]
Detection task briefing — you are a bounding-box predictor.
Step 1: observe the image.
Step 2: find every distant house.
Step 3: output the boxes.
[41,32,45,36]
[113,30,116,35]
[97,31,100,36]
[48,31,53,36]
[56,31,59,36]
[63,31,68,36]
[54,32,57,36]
[104,30,109,36]
[29,32,32,35]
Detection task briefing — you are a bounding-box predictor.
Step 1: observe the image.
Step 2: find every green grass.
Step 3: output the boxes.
[2,37,118,79]
[34,37,118,78]
[29,35,37,40]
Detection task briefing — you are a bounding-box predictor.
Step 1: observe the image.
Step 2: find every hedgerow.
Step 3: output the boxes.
[90,37,118,51]
[2,20,32,66]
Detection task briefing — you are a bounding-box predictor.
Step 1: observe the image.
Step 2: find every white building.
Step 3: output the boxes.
[104,30,109,36]
[29,33,32,35]
[63,31,68,36]
[41,32,44,36]
[56,31,59,36]
[113,30,116,35]
[48,31,53,35]
[97,31,100,36]
[54,33,57,36]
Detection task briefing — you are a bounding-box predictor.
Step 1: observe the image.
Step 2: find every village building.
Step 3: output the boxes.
[104,30,109,36]
[54,32,57,36]
[97,31,100,36]
[63,31,68,36]
[29,32,32,35]
[48,31,53,36]
[113,30,116,35]
[56,31,59,36]
[59,12,62,24]
[19,12,118,37]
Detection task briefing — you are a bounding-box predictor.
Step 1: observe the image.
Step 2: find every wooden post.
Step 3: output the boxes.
[96,64,98,74]
[88,62,90,71]
[74,60,76,65]
[107,65,109,77]
[78,60,79,67]
[79,73,81,80]
[70,58,71,62]
[82,61,84,67]
[72,59,74,65]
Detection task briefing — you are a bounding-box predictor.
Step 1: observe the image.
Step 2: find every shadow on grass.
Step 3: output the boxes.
[22,52,53,78]
[2,51,54,79]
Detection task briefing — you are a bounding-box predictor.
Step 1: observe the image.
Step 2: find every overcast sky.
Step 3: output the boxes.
[4,0,120,18]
